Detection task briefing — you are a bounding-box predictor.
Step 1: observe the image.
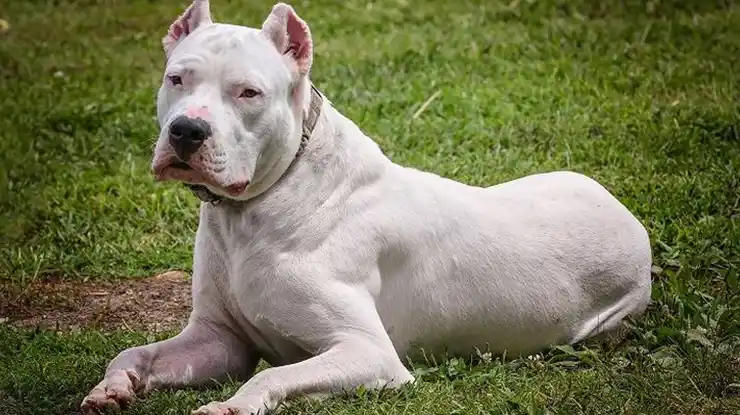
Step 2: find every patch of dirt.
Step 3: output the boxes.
[0,271,192,332]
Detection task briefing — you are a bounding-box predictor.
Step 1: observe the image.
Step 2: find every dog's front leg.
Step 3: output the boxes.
[193,288,414,415]
[194,336,412,415]
[81,316,259,414]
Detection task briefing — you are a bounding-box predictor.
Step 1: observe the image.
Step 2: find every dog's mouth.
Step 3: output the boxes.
[170,161,193,171]
[153,158,249,197]
[153,157,199,182]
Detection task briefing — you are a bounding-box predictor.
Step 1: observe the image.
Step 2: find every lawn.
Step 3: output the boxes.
[1,0,739,414]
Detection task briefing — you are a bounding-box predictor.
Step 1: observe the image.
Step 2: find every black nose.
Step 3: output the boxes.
[168,115,211,161]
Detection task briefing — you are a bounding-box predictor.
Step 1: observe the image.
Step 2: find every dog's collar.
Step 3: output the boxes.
[185,84,323,204]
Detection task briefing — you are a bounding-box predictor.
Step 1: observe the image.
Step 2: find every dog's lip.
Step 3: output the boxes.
[153,160,193,180]
[153,159,192,177]
[153,161,251,196]
[225,181,250,196]
[170,161,193,171]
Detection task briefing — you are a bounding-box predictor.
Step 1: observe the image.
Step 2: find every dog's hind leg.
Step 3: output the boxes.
[569,284,651,345]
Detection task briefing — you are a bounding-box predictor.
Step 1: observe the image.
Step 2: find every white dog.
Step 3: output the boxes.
[81,1,653,413]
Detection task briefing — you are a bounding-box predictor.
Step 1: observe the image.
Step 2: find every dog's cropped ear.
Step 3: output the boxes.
[261,3,313,75]
[162,0,213,58]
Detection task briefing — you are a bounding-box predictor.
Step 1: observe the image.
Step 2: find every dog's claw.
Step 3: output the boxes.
[81,393,120,414]
[80,369,139,414]
[193,401,264,415]
[192,402,239,415]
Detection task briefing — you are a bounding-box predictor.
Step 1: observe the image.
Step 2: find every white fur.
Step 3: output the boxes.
[83,2,652,414]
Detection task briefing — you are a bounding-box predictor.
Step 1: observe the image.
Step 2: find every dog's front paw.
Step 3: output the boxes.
[192,401,265,415]
[81,369,140,414]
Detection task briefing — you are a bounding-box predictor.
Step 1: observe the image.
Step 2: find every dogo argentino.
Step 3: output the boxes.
[81,1,653,413]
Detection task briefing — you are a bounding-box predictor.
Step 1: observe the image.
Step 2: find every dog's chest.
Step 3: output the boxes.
[209,205,315,364]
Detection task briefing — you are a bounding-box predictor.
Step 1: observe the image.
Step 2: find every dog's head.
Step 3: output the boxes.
[152,0,315,200]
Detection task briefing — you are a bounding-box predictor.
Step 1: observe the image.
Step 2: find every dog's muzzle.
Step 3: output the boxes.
[168,115,212,161]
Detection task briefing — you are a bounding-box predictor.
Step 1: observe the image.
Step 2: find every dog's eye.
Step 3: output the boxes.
[168,75,183,86]
[239,88,261,98]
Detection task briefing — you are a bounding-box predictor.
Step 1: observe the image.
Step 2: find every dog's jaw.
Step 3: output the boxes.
[152,153,251,197]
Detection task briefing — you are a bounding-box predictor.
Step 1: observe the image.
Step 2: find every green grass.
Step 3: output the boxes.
[1,0,739,413]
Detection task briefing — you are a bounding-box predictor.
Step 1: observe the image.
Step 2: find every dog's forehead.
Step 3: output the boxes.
[170,23,283,71]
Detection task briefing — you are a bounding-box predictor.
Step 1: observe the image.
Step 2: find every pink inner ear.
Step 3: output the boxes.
[165,7,193,47]
[163,0,212,57]
[285,12,312,73]
[170,20,187,39]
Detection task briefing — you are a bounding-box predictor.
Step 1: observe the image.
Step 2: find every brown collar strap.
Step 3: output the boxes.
[185,84,323,204]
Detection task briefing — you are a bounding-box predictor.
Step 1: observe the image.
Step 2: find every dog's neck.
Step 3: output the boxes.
[201,87,392,236]
[186,83,324,205]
